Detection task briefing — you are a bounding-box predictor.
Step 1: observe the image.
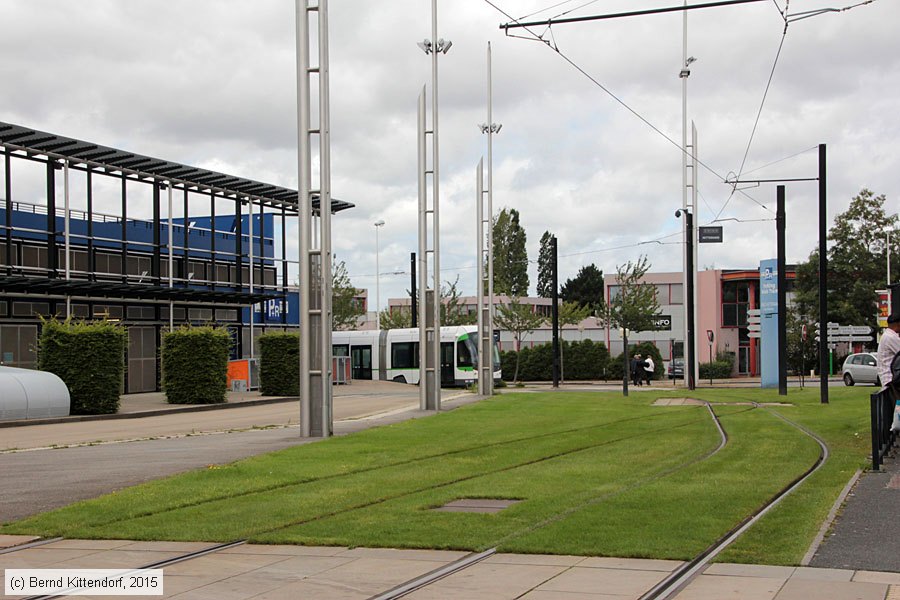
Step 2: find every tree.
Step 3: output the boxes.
[536,231,555,298]
[558,301,592,383]
[560,264,605,314]
[494,297,546,382]
[786,306,817,377]
[492,207,529,296]
[601,256,660,394]
[379,308,411,330]
[332,258,365,330]
[794,188,897,334]
[442,276,477,326]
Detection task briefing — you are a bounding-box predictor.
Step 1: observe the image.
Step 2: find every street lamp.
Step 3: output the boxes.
[374,220,385,329]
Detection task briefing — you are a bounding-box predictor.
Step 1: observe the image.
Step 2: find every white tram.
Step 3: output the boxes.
[332,325,501,387]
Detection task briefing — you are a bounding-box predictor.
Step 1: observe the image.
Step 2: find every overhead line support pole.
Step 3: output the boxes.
[818,144,828,404]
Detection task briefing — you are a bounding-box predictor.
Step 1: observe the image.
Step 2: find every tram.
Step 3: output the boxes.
[332,325,501,387]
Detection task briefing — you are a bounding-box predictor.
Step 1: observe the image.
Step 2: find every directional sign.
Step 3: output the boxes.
[748,324,762,332]
[748,331,761,339]
[828,335,874,342]
[748,309,761,317]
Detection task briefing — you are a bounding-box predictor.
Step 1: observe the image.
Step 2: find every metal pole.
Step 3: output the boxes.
[417,88,431,411]
[777,185,787,396]
[319,0,334,435]
[691,122,699,384]
[818,144,829,404]
[486,43,496,393]
[168,182,174,332]
[296,0,312,436]
[680,4,690,389]
[249,198,255,359]
[63,160,70,317]
[551,236,559,388]
[410,252,417,328]
[375,222,381,329]
[476,157,487,395]
[888,229,891,287]
[430,0,442,409]
[685,210,696,390]
[622,331,629,397]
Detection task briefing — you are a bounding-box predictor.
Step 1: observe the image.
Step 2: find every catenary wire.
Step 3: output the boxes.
[483,0,774,215]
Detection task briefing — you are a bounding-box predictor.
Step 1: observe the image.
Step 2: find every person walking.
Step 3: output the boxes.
[878,314,900,394]
[643,355,655,386]
[630,354,643,386]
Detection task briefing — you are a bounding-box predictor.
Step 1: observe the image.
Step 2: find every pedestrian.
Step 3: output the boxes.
[644,355,655,386]
[630,354,642,386]
[878,314,900,395]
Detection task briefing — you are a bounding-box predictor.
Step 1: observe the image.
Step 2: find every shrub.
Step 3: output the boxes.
[499,340,610,381]
[699,360,733,380]
[38,318,126,415]
[259,332,300,396]
[161,325,231,404]
[609,342,665,382]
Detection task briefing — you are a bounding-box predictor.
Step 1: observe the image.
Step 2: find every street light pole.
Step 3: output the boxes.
[374,219,385,330]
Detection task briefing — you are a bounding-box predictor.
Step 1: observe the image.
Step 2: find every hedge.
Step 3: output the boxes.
[259,332,300,396]
[38,318,126,415]
[609,341,665,381]
[500,340,610,382]
[699,360,734,380]
[161,326,231,404]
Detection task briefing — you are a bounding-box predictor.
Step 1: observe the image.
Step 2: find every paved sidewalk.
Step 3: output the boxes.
[1,537,896,599]
[810,449,900,572]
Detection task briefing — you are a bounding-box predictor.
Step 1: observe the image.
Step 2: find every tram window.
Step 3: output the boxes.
[457,340,473,367]
[391,342,418,369]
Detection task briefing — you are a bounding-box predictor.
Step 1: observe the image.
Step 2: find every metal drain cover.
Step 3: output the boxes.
[433,499,521,513]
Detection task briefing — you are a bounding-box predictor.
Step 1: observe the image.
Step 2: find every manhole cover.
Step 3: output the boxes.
[433,499,521,513]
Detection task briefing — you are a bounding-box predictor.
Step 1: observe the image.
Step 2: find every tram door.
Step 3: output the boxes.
[128,327,158,393]
[440,342,454,386]
[351,345,372,380]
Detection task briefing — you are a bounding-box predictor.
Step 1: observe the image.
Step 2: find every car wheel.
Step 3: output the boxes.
[843,373,854,386]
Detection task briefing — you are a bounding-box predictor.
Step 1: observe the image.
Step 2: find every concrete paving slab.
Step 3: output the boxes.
[402,562,568,599]
[0,547,105,567]
[248,578,371,600]
[852,570,900,585]
[674,574,784,600]
[791,566,854,581]
[311,556,452,593]
[773,579,887,600]
[536,565,667,597]
[41,539,133,550]
[218,543,349,557]
[51,549,195,569]
[705,563,796,579]
[578,556,684,572]
[485,553,586,567]
[161,552,292,577]
[519,591,629,600]
[0,535,37,549]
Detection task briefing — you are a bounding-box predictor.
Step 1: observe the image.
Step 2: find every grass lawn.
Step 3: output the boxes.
[1,385,872,564]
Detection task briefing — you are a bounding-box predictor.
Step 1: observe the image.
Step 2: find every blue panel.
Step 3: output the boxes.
[760,259,779,388]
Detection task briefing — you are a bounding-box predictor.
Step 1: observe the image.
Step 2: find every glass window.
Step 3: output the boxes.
[723,304,738,327]
[722,282,737,302]
[71,304,89,318]
[608,285,621,302]
[391,342,418,369]
[216,264,230,284]
[333,344,349,357]
[670,284,683,305]
[0,301,6,317]
[22,245,48,269]
[215,308,238,321]
[655,284,668,304]
[457,340,473,368]
[189,308,213,321]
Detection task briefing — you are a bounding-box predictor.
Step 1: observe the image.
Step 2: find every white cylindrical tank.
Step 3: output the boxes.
[0,366,70,420]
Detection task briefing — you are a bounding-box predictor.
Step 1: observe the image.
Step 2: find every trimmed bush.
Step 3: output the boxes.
[259,332,300,396]
[38,318,126,415]
[499,340,610,381]
[161,326,231,404]
[699,360,734,380]
[609,342,665,382]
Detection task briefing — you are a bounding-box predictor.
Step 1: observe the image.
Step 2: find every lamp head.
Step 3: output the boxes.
[374,219,385,227]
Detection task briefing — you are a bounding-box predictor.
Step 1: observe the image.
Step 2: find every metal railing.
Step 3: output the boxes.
[871,387,897,471]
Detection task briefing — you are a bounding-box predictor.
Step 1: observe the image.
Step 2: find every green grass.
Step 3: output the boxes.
[1,386,873,565]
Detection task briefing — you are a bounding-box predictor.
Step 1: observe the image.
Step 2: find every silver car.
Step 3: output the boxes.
[841,352,879,386]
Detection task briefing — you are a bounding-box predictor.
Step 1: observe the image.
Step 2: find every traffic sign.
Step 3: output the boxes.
[748,324,762,332]
[698,226,723,243]
[748,331,761,339]
[748,309,761,317]
[827,335,874,342]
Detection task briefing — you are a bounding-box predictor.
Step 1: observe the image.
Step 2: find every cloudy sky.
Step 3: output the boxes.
[1,0,896,308]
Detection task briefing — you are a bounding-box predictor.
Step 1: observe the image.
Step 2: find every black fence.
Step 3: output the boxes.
[871,389,897,471]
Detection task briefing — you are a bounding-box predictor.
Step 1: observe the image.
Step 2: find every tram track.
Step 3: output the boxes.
[75,407,704,532]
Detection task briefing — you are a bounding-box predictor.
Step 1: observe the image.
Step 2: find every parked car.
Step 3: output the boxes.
[668,358,685,379]
[841,352,879,386]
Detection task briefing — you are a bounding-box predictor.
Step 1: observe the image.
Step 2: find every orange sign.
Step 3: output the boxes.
[877,289,891,329]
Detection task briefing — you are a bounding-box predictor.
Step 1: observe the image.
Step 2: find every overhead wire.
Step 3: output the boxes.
[483,0,774,215]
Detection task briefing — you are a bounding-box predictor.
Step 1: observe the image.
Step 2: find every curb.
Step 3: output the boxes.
[0,396,298,429]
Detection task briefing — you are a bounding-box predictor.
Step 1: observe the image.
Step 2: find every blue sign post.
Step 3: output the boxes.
[760,259,779,388]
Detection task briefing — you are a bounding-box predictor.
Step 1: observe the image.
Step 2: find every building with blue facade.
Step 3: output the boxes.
[0,122,350,392]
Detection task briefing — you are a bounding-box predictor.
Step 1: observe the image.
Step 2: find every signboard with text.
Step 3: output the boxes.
[698,226,723,243]
[760,259,779,389]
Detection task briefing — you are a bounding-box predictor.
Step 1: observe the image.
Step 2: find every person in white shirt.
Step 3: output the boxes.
[643,356,655,386]
[877,314,900,392]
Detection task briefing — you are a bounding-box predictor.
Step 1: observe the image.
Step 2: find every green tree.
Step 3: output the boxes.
[379,308,411,330]
[494,297,546,382]
[536,231,555,298]
[560,264,605,314]
[441,276,477,326]
[332,258,365,330]
[558,301,591,383]
[794,188,897,332]
[492,208,529,296]
[786,306,817,377]
[601,256,660,394]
